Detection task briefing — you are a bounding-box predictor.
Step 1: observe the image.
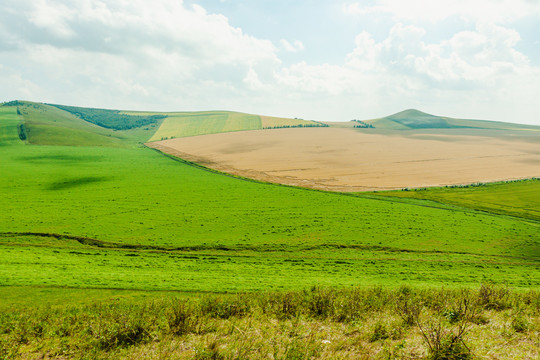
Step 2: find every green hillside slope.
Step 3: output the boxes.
[369,179,540,222]
[49,103,166,130]
[8,102,135,147]
[3,101,324,145]
[0,106,25,145]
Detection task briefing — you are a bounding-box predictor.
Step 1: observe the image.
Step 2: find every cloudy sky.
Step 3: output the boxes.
[1,0,539,124]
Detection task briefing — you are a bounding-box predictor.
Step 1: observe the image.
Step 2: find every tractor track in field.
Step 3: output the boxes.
[1,231,538,263]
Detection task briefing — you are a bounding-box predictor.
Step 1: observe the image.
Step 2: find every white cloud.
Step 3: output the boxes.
[273,22,540,123]
[28,0,76,39]
[0,0,279,110]
[280,39,305,52]
[243,67,264,90]
[343,0,540,23]
[0,0,538,124]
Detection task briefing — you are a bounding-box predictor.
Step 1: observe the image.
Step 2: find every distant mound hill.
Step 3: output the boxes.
[366,109,539,131]
[0,101,324,147]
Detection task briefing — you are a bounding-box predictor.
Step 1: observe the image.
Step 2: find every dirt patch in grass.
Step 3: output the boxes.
[147,127,540,191]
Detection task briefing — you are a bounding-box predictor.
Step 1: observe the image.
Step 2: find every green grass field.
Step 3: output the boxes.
[1,102,539,358]
[15,102,320,145]
[368,180,540,222]
[1,103,539,293]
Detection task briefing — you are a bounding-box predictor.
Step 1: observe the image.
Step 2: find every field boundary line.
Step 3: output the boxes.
[144,144,540,225]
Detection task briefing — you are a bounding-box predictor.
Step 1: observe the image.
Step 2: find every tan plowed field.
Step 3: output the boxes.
[147,127,540,191]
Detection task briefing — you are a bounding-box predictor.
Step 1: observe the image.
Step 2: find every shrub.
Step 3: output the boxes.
[262,291,302,319]
[418,298,475,360]
[168,300,199,335]
[395,293,421,327]
[370,321,389,342]
[306,286,334,318]
[478,284,510,310]
[200,295,250,319]
[194,339,224,360]
[511,316,529,333]
[88,305,153,350]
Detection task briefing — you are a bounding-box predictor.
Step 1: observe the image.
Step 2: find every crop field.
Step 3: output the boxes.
[147,111,326,141]
[1,102,539,358]
[148,111,261,141]
[149,126,540,191]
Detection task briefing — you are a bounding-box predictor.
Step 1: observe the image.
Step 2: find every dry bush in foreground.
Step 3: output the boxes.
[0,284,538,359]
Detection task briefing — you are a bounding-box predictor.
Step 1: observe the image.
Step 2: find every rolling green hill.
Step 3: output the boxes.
[3,101,325,146]
[366,109,540,131]
[0,101,539,294]
[48,103,167,130]
[6,101,162,147]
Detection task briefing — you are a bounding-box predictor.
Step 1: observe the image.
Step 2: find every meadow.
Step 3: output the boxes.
[0,102,539,358]
[369,179,540,222]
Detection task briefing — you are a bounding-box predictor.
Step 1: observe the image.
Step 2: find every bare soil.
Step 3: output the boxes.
[147,127,540,191]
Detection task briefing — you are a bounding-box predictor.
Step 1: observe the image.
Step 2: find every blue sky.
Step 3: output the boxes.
[1,0,539,124]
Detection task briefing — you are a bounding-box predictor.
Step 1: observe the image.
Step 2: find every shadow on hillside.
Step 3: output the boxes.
[47,176,112,190]
[19,154,104,163]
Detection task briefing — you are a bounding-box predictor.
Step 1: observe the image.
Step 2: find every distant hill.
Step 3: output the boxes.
[1,101,136,147]
[48,103,167,130]
[147,111,324,141]
[0,101,325,146]
[365,109,540,131]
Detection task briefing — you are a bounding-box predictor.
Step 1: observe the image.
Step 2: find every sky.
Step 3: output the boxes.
[1,0,540,124]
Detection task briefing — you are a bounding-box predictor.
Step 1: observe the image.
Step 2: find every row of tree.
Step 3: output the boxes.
[351,119,374,128]
[263,123,329,129]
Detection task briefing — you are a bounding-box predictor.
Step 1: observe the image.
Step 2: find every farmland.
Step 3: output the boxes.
[148,111,323,141]
[0,102,539,358]
[149,126,540,191]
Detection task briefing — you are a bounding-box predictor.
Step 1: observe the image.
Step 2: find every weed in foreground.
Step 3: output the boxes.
[417,297,476,360]
[0,285,538,359]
